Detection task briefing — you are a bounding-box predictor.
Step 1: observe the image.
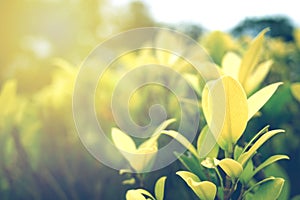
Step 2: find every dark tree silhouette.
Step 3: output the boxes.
[231,16,295,41]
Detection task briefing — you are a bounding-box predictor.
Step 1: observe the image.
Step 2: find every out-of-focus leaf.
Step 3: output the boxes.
[146,118,176,146]
[154,176,167,200]
[202,76,248,151]
[183,73,201,96]
[111,128,136,152]
[264,163,291,200]
[263,83,292,117]
[245,60,273,93]
[111,128,158,172]
[201,31,237,65]
[218,158,243,178]
[238,129,285,166]
[239,28,269,87]
[112,119,175,172]
[291,195,300,200]
[291,82,300,102]
[122,178,136,185]
[221,51,241,80]
[197,126,219,158]
[162,130,199,159]
[247,82,282,120]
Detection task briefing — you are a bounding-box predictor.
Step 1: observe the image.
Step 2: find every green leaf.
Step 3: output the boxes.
[176,171,217,200]
[197,126,219,158]
[243,176,275,198]
[218,158,243,178]
[264,163,290,200]
[162,130,199,159]
[238,129,285,166]
[175,152,207,180]
[247,82,282,120]
[202,76,248,151]
[239,159,254,185]
[250,155,289,179]
[291,82,300,102]
[233,145,243,160]
[238,28,269,86]
[154,176,167,200]
[246,178,284,200]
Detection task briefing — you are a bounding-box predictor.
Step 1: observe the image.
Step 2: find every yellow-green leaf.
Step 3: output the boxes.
[111,128,136,153]
[126,190,147,200]
[197,126,219,158]
[243,177,275,198]
[111,128,158,172]
[162,130,199,159]
[122,178,136,185]
[245,178,284,200]
[135,189,155,200]
[187,180,217,200]
[239,28,269,86]
[291,82,300,102]
[131,145,158,173]
[201,157,219,169]
[250,155,289,179]
[221,51,241,80]
[176,171,217,200]
[0,79,20,119]
[154,176,167,200]
[218,158,243,178]
[244,60,273,94]
[247,82,282,120]
[183,73,201,96]
[238,129,285,166]
[202,76,248,151]
[176,171,200,182]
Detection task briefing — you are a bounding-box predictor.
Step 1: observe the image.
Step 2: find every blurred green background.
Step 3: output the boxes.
[1,1,300,199]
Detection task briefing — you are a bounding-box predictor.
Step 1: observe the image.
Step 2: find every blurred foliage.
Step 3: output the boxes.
[231,16,295,41]
[0,1,300,199]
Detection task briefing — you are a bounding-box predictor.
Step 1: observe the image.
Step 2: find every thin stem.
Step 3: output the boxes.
[215,168,224,200]
[237,186,245,200]
[225,144,234,159]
